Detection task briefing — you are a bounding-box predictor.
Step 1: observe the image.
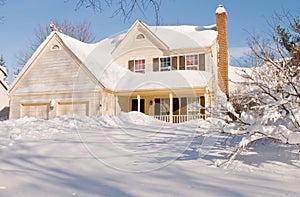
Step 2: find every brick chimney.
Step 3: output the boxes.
[216,5,229,97]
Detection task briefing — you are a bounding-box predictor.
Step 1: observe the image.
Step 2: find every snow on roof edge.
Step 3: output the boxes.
[9,31,57,92]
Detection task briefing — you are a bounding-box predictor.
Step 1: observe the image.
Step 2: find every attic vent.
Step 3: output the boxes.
[136,34,145,40]
[51,44,60,51]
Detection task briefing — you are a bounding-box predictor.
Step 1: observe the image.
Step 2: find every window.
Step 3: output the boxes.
[185,54,199,70]
[51,44,60,51]
[134,59,145,73]
[160,57,171,71]
[154,98,170,115]
[136,34,145,40]
[187,97,200,116]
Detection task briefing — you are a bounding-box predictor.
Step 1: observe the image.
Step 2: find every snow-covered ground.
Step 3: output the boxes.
[0,112,299,196]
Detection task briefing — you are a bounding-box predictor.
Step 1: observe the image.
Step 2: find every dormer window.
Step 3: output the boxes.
[136,34,145,40]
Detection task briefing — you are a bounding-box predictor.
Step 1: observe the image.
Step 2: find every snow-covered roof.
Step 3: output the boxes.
[148,24,217,50]
[11,21,216,92]
[57,32,98,62]
[114,70,212,92]
[228,66,252,92]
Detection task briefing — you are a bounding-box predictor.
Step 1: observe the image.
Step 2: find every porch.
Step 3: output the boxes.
[115,89,211,124]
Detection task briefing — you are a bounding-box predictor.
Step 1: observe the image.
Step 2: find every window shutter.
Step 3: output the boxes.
[179,56,185,70]
[199,54,205,71]
[128,60,134,71]
[200,96,205,115]
[153,58,159,72]
[154,98,160,115]
[172,56,177,70]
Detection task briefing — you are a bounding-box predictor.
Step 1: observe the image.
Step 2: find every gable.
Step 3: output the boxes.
[112,21,168,58]
[11,34,102,94]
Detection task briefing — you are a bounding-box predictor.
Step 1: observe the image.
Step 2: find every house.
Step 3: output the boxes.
[0,64,9,120]
[9,5,229,123]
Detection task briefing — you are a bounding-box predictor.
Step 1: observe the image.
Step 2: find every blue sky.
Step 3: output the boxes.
[0,0,299,83]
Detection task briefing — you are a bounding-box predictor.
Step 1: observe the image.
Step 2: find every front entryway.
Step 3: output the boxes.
[131,99,145,113]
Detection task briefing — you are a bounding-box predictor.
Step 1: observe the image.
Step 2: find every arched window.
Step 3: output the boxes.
[136,34,145,40]
[51,44,60,51]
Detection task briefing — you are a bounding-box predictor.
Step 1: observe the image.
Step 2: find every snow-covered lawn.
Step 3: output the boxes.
[0,112,299,196]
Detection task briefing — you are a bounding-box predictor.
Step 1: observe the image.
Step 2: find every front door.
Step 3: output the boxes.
[131,99,145,113]
[173,98,179,115]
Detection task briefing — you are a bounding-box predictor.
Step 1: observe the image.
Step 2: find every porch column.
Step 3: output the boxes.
[115,95,118,115]
[169,93,173,123]
[205,88,211,107]
[137,95,141,112]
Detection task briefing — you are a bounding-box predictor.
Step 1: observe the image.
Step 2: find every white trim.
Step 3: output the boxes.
[169,93,173,123]
[137,95,141,112]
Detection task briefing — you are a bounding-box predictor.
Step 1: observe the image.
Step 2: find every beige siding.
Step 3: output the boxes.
[112,27,166,71]
[117,96,130,113]
[101,92,115,116]
[15,40,97,93]
[9,36,105,119]
[0,87,8,111]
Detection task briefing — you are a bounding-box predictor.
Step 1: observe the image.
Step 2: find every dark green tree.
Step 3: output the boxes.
[0,55,6,68]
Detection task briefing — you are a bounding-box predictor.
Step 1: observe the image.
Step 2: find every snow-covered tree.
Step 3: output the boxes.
[214,11,300,167]
[234,10,300,132]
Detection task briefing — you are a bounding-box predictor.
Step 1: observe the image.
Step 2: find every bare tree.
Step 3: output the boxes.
[71,0,161,23]
[0,0,5,23]
[16,20,95,71]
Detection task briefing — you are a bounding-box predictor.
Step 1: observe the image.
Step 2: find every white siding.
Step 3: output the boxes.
[10,37,104,119]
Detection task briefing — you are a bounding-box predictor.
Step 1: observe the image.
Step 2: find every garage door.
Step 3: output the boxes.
[21,103,49,119]
[57,102,88,116]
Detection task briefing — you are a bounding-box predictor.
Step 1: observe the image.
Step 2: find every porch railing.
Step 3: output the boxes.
[153,114,205,123]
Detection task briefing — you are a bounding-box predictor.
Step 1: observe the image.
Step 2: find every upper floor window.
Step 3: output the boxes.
[160,57,171,72]
[134,59,145,73]
[153,54,206,72]
[185,55,199,70]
